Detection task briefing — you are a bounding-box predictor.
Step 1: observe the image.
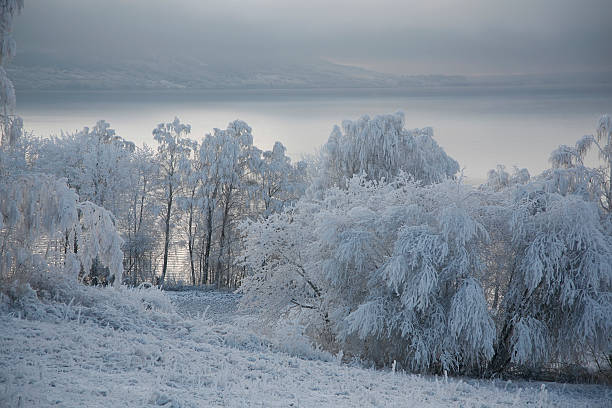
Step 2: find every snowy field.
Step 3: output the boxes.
[1,287,609,408]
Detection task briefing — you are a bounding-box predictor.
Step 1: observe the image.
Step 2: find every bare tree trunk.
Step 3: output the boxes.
[226,237,232,288]
[137,178,147,233]
[160,184,173,286]
[216,186,232,288]
[202,185,218,286]
[198,230,206,284]
[607,155,612,212]
[187,195,196,286]
[203,202,214,286]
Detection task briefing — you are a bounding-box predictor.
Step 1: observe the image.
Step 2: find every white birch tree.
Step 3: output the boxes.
[153,117,194,286]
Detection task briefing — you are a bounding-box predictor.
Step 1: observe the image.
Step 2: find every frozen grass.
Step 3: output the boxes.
[0,284,610,407]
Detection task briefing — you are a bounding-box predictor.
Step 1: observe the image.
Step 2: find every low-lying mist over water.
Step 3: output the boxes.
[19,87,612,179]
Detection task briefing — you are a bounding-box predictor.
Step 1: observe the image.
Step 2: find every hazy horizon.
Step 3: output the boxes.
[13,0,612,78]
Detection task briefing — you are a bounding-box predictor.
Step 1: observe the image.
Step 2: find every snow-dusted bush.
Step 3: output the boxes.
[542,115,612,214]
[37,120,135,214]
[242,169,611,377]
[241,175,499,373]
[1,266,175,330]
[490,187,612,372]
[312,112,459,192]
[0,174,124,288]
[333,179,496,374]
[33,120,160,285]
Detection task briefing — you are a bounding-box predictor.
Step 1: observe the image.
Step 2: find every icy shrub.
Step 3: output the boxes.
[490,188,612,373]
[0,173,142,329]
[242,169,611,377]
[1,264,178,331]
[242,175,498,374]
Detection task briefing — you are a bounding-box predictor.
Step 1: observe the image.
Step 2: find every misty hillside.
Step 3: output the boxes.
[9,53,612,91]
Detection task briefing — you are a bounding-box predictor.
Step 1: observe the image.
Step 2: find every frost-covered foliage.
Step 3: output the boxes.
[35,121,155,284]
[543,115,612,213]
[242,175,499,373]
[483,165,530,192]
[153,117,194,285]
[0,175,124,287]
[0,0,22,63]
[313,112,459,191]
[0,1,120,289]
[242,159,611,376]
[151,118,306,287]
[257,141,307,216]
[240,200,322,319]
[490,188,612,371]
[333,179,495,374]
[179,121,307,288]
[199,120,258,287]
[23,113,306,288]
[0,0,23,148]
[38,120,135,213]
[481,116,611,373]
[122,145,160,285]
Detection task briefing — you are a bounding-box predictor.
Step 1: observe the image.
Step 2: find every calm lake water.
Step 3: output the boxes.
[17,87,612,179]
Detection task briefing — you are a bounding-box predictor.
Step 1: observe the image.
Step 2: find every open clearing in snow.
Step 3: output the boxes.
[1,288,609,407]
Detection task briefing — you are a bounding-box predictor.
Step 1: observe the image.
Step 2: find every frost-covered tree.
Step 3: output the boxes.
[34,121,143,284]
[313,112,459,191]
[38,121,134,215]
[483,165,530,192]
[0,0,23,148]
[153,117,194,286]
[490,188,612,373]
[213,120,259,287]
[256,141,307,217]
[544,115,612,213]
[241,175,497,374]
[189,122,303,287]
[331,178,495,373]
[177,138,203,286]
[195,131,224,285]
[0,1,123,288]
[243,144,612,377]
[123,145,160,285]
[483,117,612,373]
[0,175,124,287]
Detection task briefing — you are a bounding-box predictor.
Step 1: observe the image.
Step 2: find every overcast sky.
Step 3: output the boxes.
[13,0,612,75]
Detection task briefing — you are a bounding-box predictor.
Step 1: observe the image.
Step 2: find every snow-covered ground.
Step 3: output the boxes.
[1,287,609,407]
[167,289,243,323]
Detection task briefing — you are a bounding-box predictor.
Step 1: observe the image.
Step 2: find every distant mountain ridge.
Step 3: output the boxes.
[8,54,612,91]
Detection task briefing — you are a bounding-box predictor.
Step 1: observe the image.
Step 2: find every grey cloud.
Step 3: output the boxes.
[12,0,612,75]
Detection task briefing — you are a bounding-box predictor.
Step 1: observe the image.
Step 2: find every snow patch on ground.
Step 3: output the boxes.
[1,287,609,407]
